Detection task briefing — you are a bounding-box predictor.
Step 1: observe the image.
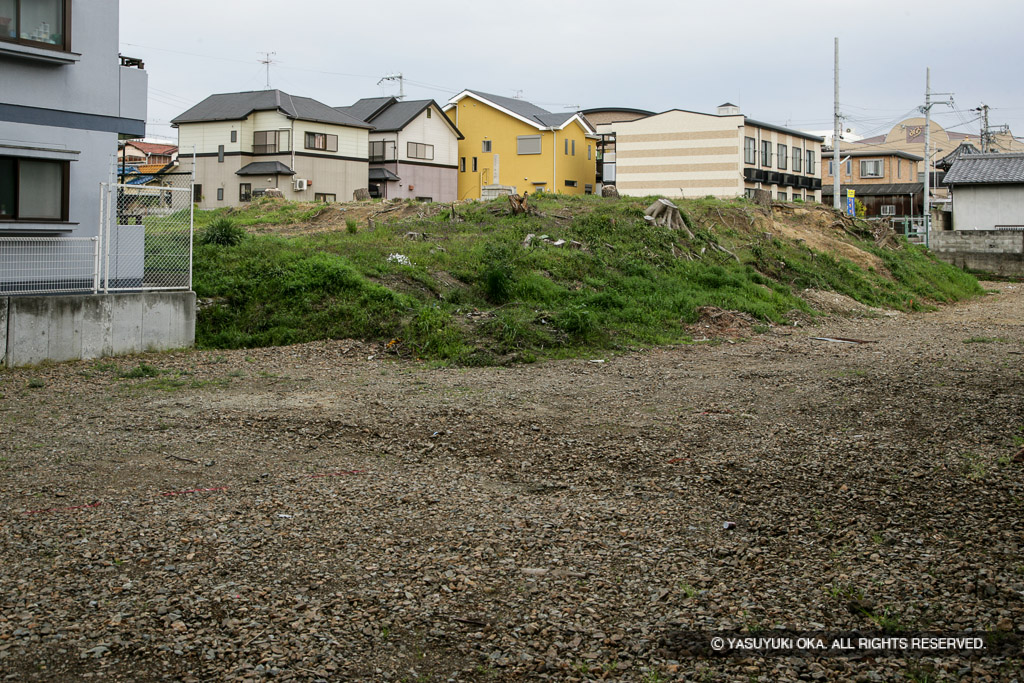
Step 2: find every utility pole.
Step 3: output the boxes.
[378,73,405,100]
[977,104,991,152]
[258,51,276,89]
[833,38,841,211]
[919,68,953,247]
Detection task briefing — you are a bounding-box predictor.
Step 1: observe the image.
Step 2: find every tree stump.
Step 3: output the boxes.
[644,198,694,238]
[353,188,371,201]
[508,191,530,215]
[601,185,620,199]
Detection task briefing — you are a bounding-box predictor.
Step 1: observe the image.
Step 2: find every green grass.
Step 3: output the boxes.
[191,194,983,364]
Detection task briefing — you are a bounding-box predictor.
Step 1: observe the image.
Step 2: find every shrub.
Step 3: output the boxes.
[199,218,247,246]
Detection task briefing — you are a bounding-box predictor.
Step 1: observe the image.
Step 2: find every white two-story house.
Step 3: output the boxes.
[336,97,462,202]
[173,90,373,208]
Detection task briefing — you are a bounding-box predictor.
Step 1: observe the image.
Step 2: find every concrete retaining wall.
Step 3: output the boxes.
[2,291,195,367]
[930,230,1024,276]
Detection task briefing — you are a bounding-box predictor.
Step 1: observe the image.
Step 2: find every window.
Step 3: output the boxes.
[860,159,883,178]
[793,148,802,173]
[426,108,432,119]
[744,137,756,165]
[369,141,395,162]
[0,0,68,50]
[564,180,577,187]
[777,189,787,201]
[230,130,237,143]
[459,157,466,172]
[744,188,757,199]
[805,150,815,175]
[517,135,542,155]
[482,140,492,153]
[254,130,279,154]
[216,188,224,201]
[407,142,434,160]
[314,193,336,203]
[218,145,224,163]
[777,144,787,170]
[761,140,772,168]
[305,133,338,152]
[828,160,833,176]
[584,183,593,194]
[572,140,576,156]
[193,184,202,203]
[880,205,896,216]
[564,139,569,155]
[239,183,252,202]
[846,160,851,176]
[588,145,592,161]
[0,157,68,221]
[472,157,478,172]
[897,160,902,179]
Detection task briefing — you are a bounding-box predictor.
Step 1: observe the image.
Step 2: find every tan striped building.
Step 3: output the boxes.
[592,104,823,201]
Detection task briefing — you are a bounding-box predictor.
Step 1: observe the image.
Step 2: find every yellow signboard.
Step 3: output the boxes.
[847,189,855,198]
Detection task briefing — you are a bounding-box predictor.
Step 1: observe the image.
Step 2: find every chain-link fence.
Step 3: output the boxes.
[101,172,193,291]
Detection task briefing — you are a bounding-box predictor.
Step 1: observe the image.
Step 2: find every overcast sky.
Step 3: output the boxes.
[121,0,1024,146]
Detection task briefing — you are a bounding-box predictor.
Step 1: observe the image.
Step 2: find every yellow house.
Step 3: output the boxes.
[444,90,598,200]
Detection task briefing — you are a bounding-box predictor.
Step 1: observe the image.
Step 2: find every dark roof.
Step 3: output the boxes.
[369,168,401,181]
[459,90,578,128]
[236,161,295,176]
[718,102,738,108]
[943,153,1024,185]
[821,183,923,196]
[173,90,372,128]
[581,107,655,117]
[820,148,922,161]
[744,117,824,142]
[335,97,396,123]
[337,98,463,139]
[936,142,980,170]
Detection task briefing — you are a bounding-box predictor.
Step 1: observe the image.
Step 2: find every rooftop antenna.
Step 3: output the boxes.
[512,89,523,100]
[378,73,405,100]
[258,51,276,89]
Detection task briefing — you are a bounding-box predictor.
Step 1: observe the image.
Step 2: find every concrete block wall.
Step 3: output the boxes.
[2,292,195,367]
[930,230,1024,276]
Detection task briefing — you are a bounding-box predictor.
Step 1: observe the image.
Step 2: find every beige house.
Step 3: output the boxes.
[595,104,822,201]
[172,90,372,208]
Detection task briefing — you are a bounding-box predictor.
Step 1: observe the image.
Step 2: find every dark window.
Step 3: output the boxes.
[0,156,68,221]
[793,148,802,173]
[218,145,224,163]
[314,193,336,203]
[193,184,202,203]
[472,157,478,172]
[761,140,772,168]
[564,139,569,155]
[584,183,593,194]
[564,180,577,187]
[588,145,591,160]
[517,135,542,155]
[482,140,492,153]
[571,140,576,156]
[805,151,814,175]
[459,157,466,172]
[305,132,338,152]
[230,130,237,143]
[369,140,396,162]
[216,188,224,201]
[426,109,432,119]
[0,0,69,51]
[239,183,251,202]
[777,189,787,201]
[407,142,434,160]
[860,159,883,178]
[253,130,279,154]
[777,144,787,170]
[744,137,756,165]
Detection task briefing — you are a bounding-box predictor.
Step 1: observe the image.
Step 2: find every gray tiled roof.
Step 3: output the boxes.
[364,100,434,131]
[335,97,396,123]
[821,182,923,196]
[464,90,578,128]
[943,153,1024,185]
[236,161,295,176]
[173,90,372,128]
[937,142,980,170]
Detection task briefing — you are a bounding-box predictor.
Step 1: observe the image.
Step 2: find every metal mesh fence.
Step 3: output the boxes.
[102,176,193,291]
[0,236,100,295]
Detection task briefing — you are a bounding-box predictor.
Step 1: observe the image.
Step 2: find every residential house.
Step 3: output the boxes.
[443,90,598,200]
[335,97,462,202]
[820,149,923,218]
[172,90,372,208]
[119,140,177,166]
[595,103,822,201]
[943,153,1024,230]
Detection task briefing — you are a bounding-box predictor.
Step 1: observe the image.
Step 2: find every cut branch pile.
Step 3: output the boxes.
[644,199,694,238]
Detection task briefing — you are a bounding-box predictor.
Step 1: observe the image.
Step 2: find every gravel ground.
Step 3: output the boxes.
[1,284,1022,682]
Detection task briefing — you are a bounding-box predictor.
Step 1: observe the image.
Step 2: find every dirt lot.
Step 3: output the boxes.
[1,284,1022,682]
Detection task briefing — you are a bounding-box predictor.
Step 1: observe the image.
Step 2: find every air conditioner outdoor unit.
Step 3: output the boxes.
[294,179,308,191]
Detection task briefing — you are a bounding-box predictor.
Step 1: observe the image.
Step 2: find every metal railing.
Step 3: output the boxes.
[0,236,100,295]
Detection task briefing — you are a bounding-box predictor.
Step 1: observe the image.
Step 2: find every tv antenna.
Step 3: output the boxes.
[378,73,405,100]
[258,51,277,89]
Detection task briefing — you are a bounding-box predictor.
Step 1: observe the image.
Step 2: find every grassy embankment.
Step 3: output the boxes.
[191,194,983,364]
